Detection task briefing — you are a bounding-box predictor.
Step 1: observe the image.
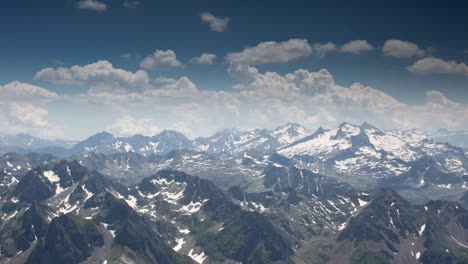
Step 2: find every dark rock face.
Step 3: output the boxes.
[136,170,294,263]
[0,201,49,258]
[335,188,468,264]
[338,189,423,245]
[91,192,193,264]
[2,150,468,264]
[26,214,104,264]
[461,191,468,209]
[14,171,55,203]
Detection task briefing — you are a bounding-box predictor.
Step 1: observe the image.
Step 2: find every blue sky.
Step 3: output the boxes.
[0,0,467,139]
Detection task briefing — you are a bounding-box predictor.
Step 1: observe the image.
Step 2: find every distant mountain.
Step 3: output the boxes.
[273,122,311,144]
[60,123,310,159]
[0,133,77,149]
[0,133,77,155]
[277,122,468,189]
[431,129,468,150]
[68,131,116,155]
[381,156,467,190]
[2,122,467,202]
[65,123,309,158]
[194,123,310,155]
[68,130,195,156]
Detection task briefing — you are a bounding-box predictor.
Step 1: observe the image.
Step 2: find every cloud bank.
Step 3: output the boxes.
[27,58,468,139]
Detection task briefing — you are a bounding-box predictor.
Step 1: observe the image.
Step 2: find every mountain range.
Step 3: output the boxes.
[0,157,467,263]
[2,123,467,158]
[0,122,467,263]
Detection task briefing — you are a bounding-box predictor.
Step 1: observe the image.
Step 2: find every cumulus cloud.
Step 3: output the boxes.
[383,39,425,58]
[35,60,150,93]
[407,57,468,75]
[190,53,216,64]
[76,0,107,12]
[13,59,468,137]
[0,81,58,101]
[108,115,160,136]
[122,0,140,8]
[341,40,374,54]
[6,103,48,128]
[312,40,375,57]
[149,77,199,97]
[225,65,467,131]
[87,64,459,136]
[0,81,62,137]
[140,50,182,70]
[313,42,338,58]
[226,39,312,65]
[200,12,229,32]
[155,77,177,84]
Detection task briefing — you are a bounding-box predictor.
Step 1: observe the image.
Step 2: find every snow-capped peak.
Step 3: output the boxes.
[273,123,311,144]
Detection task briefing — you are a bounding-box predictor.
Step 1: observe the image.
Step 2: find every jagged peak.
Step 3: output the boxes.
[312,126,326,135]
[360,122,380,131]
[374,187,402,199]
[84,131,115,141]
[123,134,150,140]
[274,122,306,131]
[13,132,36,138]
[156,129,184,136]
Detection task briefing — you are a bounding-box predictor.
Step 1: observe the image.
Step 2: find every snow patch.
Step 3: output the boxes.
[415,252,421,259]
[173,238,185,251]
[125,195,137,208]
[188,249,207,264]
[450,236,468,249]
[43,170,60,183]
[418,224,426,236]
[358,199,368,207]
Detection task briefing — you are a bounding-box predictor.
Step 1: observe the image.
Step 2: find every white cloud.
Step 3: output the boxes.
[226,65,467,131]
[0,102,63,138]
[313,42,338,58]
[407,57,468,75]
[200,12,229,32]
[149,77,199,97]
[383,39,425,58]
[140,50,182,70]
[11,60,468,138]
[5,103,48,128]
[76,0,107,12]
[122,0,140,8]
[398,91,468,130]
[190,53,216,64]
[313,40,375,57]
[0,82,62,137]
[341,40,374,54]
[155,77,177,84]
[0,81,58,101]
[108,115,160,136]
[35,60,150,93]
[226,39,312,65]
